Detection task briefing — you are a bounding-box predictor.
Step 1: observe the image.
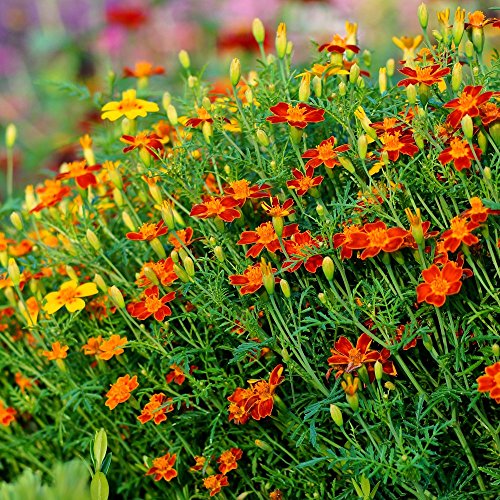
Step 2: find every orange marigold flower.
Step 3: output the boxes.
[203,474,229,496]
[462,197,500,223]
[190,196,241,223]
[190,455,207,471]
[185,107,214,128]
[0,401,16,426]
[168,228,194,250]
[333,224,365,260]
[101,89,159,122]
[261,197,295,217]
[266,102,325,129]
[379,131,419,162]
[302,136,350,169]
[346,221,409,260]
[227,387,253,424]
[223,179,271,206]
[105,374,139,410]
[477,362,500,403]
[138,393,174,425]
[269,489,284,500]
[120,132,163,158]
[123,61,165,78]
[30,179,71,213]
[146,452,178,482]
[15,372,33,393]
[444,86,494,129]
[229,262,277,295]
[55,160,101,189]
[286,167,324,196]
[166,364,187,385]
[99,335,127,361]
[327,334,380,379]
[136,258,178,288]
[127,286,175,322]
[465,11,497,29]
[237,222,298,258]
[126,221,168,241]
[478,101,500,127]
[217,448,243,474]
[441,216,480,252]
[82,336,103,356]
[283,231,323,273]
[244,364,285,420]
[416,261,464,307]
[438,137,482,171]
[397,64,450,87]
[392,35,423,63]
[318,33,359,54]
[42,341,69,361]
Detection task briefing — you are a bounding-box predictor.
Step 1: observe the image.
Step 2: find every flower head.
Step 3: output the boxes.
[441,216,479,252]
[43,281,98,315]
[261,197,295,218]
[101,89,159,122]
[190,196,241,223]
[120,132,163,158]
[286,167,324,196]
[237,222,298,258]
[477,362,500,403]
[123,61,165,78]
[56,160,101,189]
[444,86,494,129]
[42,341,69,361]
[217,448,243,474]
[126,221,168,241]
[146,453,178,482]
[138,393,174,425]
[223,179,271,206]
[397,64,450,87]
[127,286,175,322]
[266,102,325,129]
[416,261,464,307]
[302,137,349,169]
[203,474,229,496]
[105,374,139,410]
[0,401,16,426]
[438,137,482,171]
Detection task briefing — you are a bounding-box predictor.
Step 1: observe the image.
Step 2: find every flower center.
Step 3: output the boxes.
[229,180,251,199]
[449,138,468,158]
[297,176,314,191]
[145,295,163,313]
[58,287,77,303]
[348,348,363,365]
[430,277,450,295]
[457,93,476,111]
[253,380,272,399]
[246,266,263,286]
[286,105,306,121]
[118,98,141,112]
[256,222,276,244]
[205,198,223,215]
[139,223,157,239]
[450,217,468,238]
[317,143,335,160]
[368,228,389,246]
[381,132,402,151]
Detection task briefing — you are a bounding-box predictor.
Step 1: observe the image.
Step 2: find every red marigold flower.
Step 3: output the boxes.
[166,364,187,385]
[444,85,494,129]
[126,221,168,241]
[190,455,207,471]
[55,160,101,189]
[185,107,214,128]
[477,362,500,403]
[145,452,178,482]
[346,221,409,260]
[266,102,325,129]
[394,324,419,350]
[327,334,381,379]
[223,179,271,206]
[462,197,500,223]
[105,374,139,410]
[190,196,241,223]
[379,131,419,162]
[168,228,194,250]
[128,286,175,321]
[203,474,229,496]
[261,197,295,217]
[283,231,323,273]
[416,261,464,307]
[397,64,450,87]
[302,136,350,169]
[441,216,480,252]
[138,393,174,425]
[478,101,500,127]
[120,132,163,158]
[0,401,16,426]
[227,387,253,425]
[123,61,165,78]
[333,224,365,259]
[229,262,277,295]
[237,222,298,258]
[136,258,178,288]
[318,33,359,54]
[217,448,243,474]
[438,137,482,171]
[286,167,324,196]
[244,364,285,421]
[30,180,71,213]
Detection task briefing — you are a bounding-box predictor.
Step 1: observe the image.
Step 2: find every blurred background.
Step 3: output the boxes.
[0,0,493,197]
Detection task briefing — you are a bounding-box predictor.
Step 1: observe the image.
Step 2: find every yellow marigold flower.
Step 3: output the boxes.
[101,89,159,122]
[392,35,423,63]
[43,280,98,315]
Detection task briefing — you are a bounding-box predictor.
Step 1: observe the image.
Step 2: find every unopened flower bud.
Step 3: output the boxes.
[244,88,253,103]
[312,75,322,97]
[256,129,270,147]
[214,245,225,262]
[386,58,395,77]
[166,104,178,126]
[452,7,465,46]
[113,187,124,208]
[275,22,287,59]
[230,58,241,86]
[483,167,492,181]
[471,27,484,54]
[418,3,428,30]
[5,123,17,148]
[374,360,383,380]
[7,258,20,286]
[451,62,462,92]
[492,343,500,357]
[461,115,473,140]
[414,132,425,150]
[178,50,191,69]
[329,404,343,427]
[93,428,108,472]
[10,212,23,231]
[261,258,275,296]
[187,75,198,88]
[378,68,387,94]
[338,81,347,96]
[316,204,325,217]
[266,54,276,65]
[349,63,360,84]
[202,121,212,144]
[170,250,179,263]
[280,279,291,298]
[65,265,78,282]
[143,266,159,286]
[406,84,417,105]
[339,156,355,174]
[322,257,335,281]
[490,122,500,148]
[299,72,311,102]
[290,126,303,145]
[162,92,171,111]
[121,117,132,135]
[357,134,368,160]
[150,238,166,259]
[477,130,487,153]
[465,40,474,58]
[362,49,371,67]
[385,381,396,391]
[252,18,265,44]
[122,212,136,231]
[86,229,101,251]
[183,256,195,277]
[318,292,327,304]
[286,41,293,56]
[173,263,191,282]
[94,273,107,293]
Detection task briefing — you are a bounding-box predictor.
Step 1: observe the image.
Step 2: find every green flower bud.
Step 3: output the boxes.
[461,115,474,140]
[465,40,474,58]
[178,50,191,69]
[252,18,265,44]
[86,229,101,251]
[108,286,125,309]
[7,258,20,286]
[230,58,241,86]
[10,212,23,231]
[322,257,335,281]
[374,360,383,381]
[290,126,303,145]
[150,238,166,259]
[330,404,343,427]
[214,246,225,262]
[312,75,322,97]
[94,274,108,293]
[451,62,462,92]
[256,129,270,147]
[349,63,360,84]
[406,84,417,105]
[299,73,311,102]
[183,256,195,277]
[166,104,178,126]
[338,81,347,96]
[362,49,371,67]
[492,343,500,357]
[280,279,291,298]
[358,134,368,160]
[162,91,171,111]
[202,121,213,144]
[477,131,487,153]
[5,124,17,148]
[378,68,387,94]
[418,3,428,30]
[275,22,287,59]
